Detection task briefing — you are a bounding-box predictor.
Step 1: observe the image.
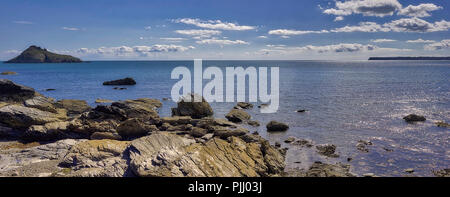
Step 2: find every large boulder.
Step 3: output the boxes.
[60,139,131,177]
[103,78,136,86]
[0,79,37,102]
[0,104,67,129]
[85,98,161,122]
[171,94,213,119]
[54,99,91,116]
[266,121,289,132]
[128,132,285,177]
[116,118,158,138]
[225,109,251,123]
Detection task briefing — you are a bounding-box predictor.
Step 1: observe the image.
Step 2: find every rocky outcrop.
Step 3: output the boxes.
[0,80,287,177]
[316,144,339,157]
[1,71,17,75]
[266,121,289,132]
[6,46,82,63]
[0,79,38,102]
[403,114,426,122]
[171,94,213,119]
[103,78,136,86]
[225,109,251,123]
[128,132,285,177]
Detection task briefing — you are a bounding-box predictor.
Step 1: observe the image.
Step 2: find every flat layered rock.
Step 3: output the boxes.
[60,139,131,177]
[0,104,67,129]
[129,132,285,177]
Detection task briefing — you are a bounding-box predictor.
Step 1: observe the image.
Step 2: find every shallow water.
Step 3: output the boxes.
[1,60,449,176]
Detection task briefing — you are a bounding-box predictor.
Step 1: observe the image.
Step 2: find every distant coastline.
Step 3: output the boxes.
[369,57,450,61]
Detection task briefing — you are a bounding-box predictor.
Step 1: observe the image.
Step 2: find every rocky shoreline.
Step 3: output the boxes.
[0,79,448,177]
[0,79,289,177]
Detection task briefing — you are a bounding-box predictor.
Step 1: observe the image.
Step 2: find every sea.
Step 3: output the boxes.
[1,60,449,176]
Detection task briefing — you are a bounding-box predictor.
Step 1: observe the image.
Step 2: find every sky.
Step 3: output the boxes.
[0,0,449,60]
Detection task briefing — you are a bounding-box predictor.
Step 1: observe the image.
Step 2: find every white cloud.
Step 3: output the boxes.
[257,35,268,39]
[406,38,436,43]
[259,43,411,55]
[13,21,33,25]
[76,44,195,57]
[385,18,450,32]
[160,37,187,42]
[62,27,80,31]
[268,29,329,36]
[173,18,255,31]
[424,39,450,50]
[267,18,450,36]
[144,26,152,30]
[174,29,221,38]
[196,38,249,45]
[302,43,377,53]
[334,16,344,21]
[332,22,390,33]
[398,3,442,17]
[371,39,396,43]
[323,0,402,17]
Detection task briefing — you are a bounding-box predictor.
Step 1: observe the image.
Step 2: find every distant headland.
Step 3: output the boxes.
[5,45,82,63]
[369,57,450,61]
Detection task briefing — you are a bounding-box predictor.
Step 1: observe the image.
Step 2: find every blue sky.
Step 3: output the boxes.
[0,0,449,60]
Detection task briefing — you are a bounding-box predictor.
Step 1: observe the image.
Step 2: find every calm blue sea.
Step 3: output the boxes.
[1,60,449,176]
